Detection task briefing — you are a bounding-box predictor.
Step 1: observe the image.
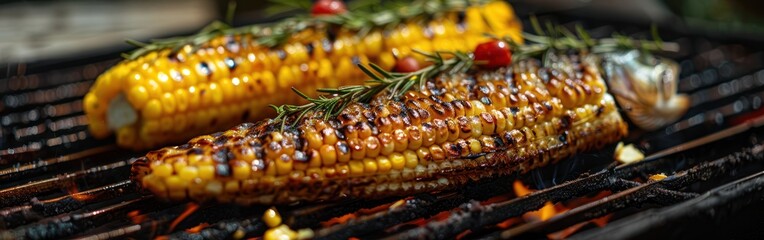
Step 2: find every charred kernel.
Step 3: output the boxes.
[480,112,496,135]
[215,163,231,177]
[365,136,381,158]
[321,128,338,145]
[378,133,395,156]
[429,145,446,161]
[348,138,366,160]
[443,142,461,157]
[392,129,409,152]
[407,126,423,150]
[432,119,449,144]
[336,141,351,163]
[416,148,431,164]
[457,116,472,139]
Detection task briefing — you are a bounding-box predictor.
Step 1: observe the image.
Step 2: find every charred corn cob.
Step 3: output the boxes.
[131,53,628,205]
[83,1,523,150]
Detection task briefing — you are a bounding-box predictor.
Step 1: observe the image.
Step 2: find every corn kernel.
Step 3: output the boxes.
[363,158,378,174]
[127,86,149,109]
[263,208,282,227]
[165,175,187,190]
[377,156,392,173]
[198,165,215,180]
[178,166,198,182]
[153,163,173,177]
[320,145,337,166]
[390,153,406,170]
[349,160,365,177]
[142,99,162,119]
[403,150,419,169]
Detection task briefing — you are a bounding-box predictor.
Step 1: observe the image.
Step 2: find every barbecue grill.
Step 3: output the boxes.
[3,1,764,239]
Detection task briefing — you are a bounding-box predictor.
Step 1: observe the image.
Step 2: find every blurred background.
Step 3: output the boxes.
[1,0,764,68]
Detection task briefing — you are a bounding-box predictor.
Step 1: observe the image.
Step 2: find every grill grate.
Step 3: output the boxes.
[3,14,764,240]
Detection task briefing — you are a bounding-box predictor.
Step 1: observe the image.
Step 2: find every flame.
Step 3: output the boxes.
[322,199,407,227]
[169,203,200,232]
[185,223,210,233]
[547,214,612,240]
[127,210,147,224]
[66,183,94,201]
[512,180,557,222]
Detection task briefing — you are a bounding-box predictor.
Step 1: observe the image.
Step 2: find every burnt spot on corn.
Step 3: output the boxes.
[198,62,212,77]
[275,49,287,60]
[216,163,231,177]
[224,57,237,70]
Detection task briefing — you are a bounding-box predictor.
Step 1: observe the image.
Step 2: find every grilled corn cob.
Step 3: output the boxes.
[131,53,628,205]
[83,1,523,150]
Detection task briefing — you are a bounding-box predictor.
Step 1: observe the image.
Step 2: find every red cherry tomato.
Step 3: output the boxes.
[394,56,422,73]
[473,40,512,69]
[311,0,347,16]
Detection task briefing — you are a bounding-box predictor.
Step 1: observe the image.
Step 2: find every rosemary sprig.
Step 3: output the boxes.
[123,0,488,60]
[270,50,473,129]
[496,16,679,63]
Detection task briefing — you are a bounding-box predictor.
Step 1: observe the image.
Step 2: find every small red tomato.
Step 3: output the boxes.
[473,40,512,69]
[311,0,347,16]
[394,56,421,73]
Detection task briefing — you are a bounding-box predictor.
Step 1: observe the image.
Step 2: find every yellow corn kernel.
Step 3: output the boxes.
[178,166,199,182]
[263,208,282,228]
[142,99,162,119]
[320,145,337,166]
[403,150,419,169]
[468,138,482,154]
[377,156,392,173]
[198,165,215,180]
[390,153,406,170]
[225,181,240,193]
[232,161,251,180]
[363,158,378,174]
[276,154,293,176]
[153,163,173,177]
[349,160,365,177]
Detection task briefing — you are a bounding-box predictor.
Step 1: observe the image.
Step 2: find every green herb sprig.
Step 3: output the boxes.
[497,16,679,63]
[122,0,488,60]
[270,50,473,130]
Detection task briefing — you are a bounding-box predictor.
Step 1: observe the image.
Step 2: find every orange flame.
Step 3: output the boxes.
[65,183,94,201]
[127,210,147,224]
[323,199,407,227]
[169,203,200,233]
[512,180,557,222]
[185,223,210,233]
